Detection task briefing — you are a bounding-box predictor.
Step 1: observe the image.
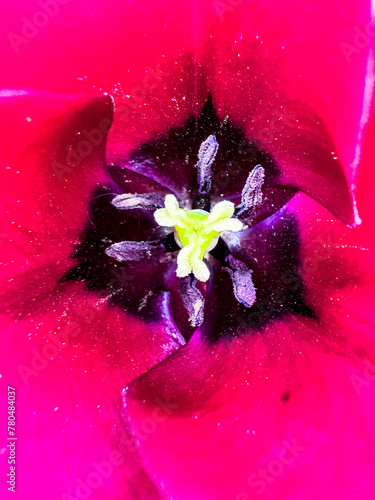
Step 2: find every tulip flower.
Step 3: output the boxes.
[0,0,375,499]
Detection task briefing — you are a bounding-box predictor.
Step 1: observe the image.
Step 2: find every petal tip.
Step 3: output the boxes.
[347,190,363,228]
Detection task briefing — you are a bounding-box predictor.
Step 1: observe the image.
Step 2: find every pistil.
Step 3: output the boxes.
[154,194,243,281]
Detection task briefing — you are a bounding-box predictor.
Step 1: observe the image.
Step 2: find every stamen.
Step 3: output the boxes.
[236,165,265,216]
[225,255,256,308]
[180,275,205,327]
[111,193,164,211]
[195,134,218,193]
[105,241,161,262]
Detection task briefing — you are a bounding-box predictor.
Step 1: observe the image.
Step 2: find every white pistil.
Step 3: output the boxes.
[154,194,244,282]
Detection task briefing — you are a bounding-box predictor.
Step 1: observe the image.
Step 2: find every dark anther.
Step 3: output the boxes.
[192,192,211,212]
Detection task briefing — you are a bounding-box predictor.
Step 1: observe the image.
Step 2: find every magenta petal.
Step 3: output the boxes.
[205,0,372,223]
[0,92,182,498]
[0,91,113,284]
[123,316,375,500]
[0,282,181,499]
[205,44,360,225]
[0,0,206,94]
[121,106,375,500]
[1,1,371,225]
[1,2,374,499]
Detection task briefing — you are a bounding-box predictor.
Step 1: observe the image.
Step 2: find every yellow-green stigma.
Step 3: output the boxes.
[154,194,244,282]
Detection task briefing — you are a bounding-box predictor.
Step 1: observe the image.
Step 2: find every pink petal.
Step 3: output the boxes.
[0,282,181,499]
[0,91,113,284]
[2,1,367,225]
[291,100,375,357]
[0,0,207,94]
[121,76,375,500]
[123,317,375,500]
[1,2,374,499]
[203,0,373,224]
[204,0,372,178]
[0,92,185,497]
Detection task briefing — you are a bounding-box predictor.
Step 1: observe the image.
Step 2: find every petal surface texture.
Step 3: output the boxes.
[0,91,182,500]
[123,110,375,500]
[0,0,374,499]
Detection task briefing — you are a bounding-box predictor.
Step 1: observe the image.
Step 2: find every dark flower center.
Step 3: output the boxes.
[63,98,314,342]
